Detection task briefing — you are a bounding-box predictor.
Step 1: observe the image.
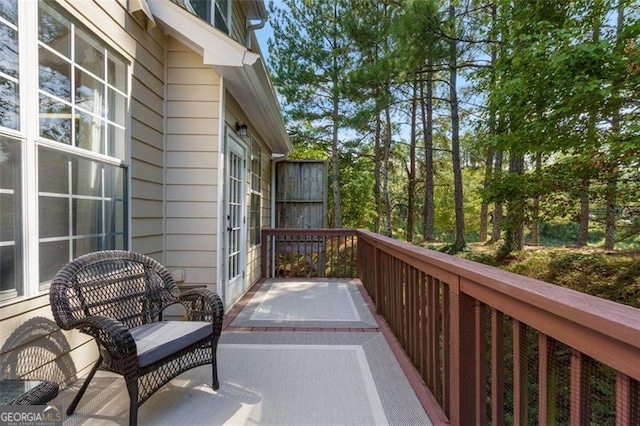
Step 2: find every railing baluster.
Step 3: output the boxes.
[492,309,505,426]
[418,271,428,383]
[571,349,591,426]
[428,276,438,395]
[616,372,640,426]
[442,282,451,416]
[513,319,527,426]
[539,333,550,425]
[475,302,488,425]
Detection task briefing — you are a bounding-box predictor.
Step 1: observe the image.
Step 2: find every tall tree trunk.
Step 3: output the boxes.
[374,112,382,234]
[421,69,435,241]
[604,1,624,250]
[577,175,590,246]
[480,148,494,243]
[407,81,418,242]
[578,7,603,247]
[449,2,465,251]
[491,115,504,243]
[331,93,342,228]
[501,152,525,256]
[330,3,342,229]
[530,152,542,246]
[384,104,393,237]
[481,0,497,244]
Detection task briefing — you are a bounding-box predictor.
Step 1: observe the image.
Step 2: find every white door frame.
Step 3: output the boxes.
[223,132,247,306]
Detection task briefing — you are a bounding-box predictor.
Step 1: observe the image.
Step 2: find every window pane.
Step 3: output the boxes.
[214,8,228,33]
[0,23,19,78]
[107,53,127,92]
[0,135,20,238]
[0,245,19,296]
[214,0,229,33]
[39,1,71,59]
[0,193,15,241]
[38,148,69,194]
[39,94,71,143]
[75,27,103,78]
[39,46,71,101]
[107,88,126,126]
[0,76,19,130]
[0,0,18,25]
[73,237,101,258]
[39,197,69,238]
[72,157,101,196]
[0,136,21,297]
[107,124,125,159]
[0,135,20,190]
[75,69,104,115]
[75,110,104,153]
[39,240,69,283]
[73,199,101,235]
[190,1,211,22]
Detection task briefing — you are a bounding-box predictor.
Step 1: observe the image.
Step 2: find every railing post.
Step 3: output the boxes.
[374,241,382,312]
[449,279,477,426]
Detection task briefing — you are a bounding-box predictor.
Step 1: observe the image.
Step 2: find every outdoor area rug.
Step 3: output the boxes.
[229,278,379,329]
[54,331,432,425]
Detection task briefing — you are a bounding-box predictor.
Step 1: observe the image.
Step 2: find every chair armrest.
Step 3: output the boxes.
[68,316,138,376]
[178,289,224,329]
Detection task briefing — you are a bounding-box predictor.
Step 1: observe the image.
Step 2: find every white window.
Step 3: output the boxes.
[0,1,129,303]
[190,0,230,34]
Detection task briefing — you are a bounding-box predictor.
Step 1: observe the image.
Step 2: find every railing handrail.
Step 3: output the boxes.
[357,229,640,382]
[263,228,358,236]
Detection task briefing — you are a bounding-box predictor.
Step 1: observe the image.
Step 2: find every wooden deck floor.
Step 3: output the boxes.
[52,278,435,425]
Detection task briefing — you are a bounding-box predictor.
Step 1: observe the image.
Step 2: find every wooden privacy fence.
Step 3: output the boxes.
[260,228,640,425]
[357,230,640,426]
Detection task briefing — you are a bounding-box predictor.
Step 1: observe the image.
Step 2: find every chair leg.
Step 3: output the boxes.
[67,356,102,415]
[211,342,220,390]
[127,380,138,426]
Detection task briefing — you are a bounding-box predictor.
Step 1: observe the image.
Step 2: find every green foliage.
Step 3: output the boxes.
[501,249,640,308]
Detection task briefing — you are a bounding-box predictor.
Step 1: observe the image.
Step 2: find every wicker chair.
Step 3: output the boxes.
[49,250,224,425]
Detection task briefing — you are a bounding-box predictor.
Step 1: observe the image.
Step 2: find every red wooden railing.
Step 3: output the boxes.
[262,228,640,425]
[261,229,358,278]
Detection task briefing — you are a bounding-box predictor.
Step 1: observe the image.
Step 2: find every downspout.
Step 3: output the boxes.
[244,16,267,49]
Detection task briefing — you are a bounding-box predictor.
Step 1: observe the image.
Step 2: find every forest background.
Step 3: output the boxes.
[264,0,640,306]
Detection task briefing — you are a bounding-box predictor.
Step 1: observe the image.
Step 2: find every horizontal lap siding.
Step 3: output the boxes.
[166,38,221,292]
[0,1,166,387]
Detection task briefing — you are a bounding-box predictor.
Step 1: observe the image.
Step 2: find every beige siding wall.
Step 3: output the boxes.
[165,38,221,292]
[0,0,167,387]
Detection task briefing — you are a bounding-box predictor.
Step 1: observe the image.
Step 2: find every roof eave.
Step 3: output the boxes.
[149,0,291,155]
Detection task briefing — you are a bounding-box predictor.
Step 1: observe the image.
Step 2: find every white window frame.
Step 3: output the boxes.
[0,1,131,305]
[249,137,261,246]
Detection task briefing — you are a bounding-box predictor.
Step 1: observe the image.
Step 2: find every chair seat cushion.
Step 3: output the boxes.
[130,321,212,367]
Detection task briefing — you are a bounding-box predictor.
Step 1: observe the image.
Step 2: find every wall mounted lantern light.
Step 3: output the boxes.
[235,122,249,138]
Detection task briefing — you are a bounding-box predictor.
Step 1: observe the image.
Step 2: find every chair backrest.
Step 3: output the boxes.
[50,251,181,330]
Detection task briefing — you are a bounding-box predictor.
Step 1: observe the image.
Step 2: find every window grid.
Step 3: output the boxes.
[0,1,129,303]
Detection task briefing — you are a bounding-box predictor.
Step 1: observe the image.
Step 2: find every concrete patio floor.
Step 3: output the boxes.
[51,279,434,425]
